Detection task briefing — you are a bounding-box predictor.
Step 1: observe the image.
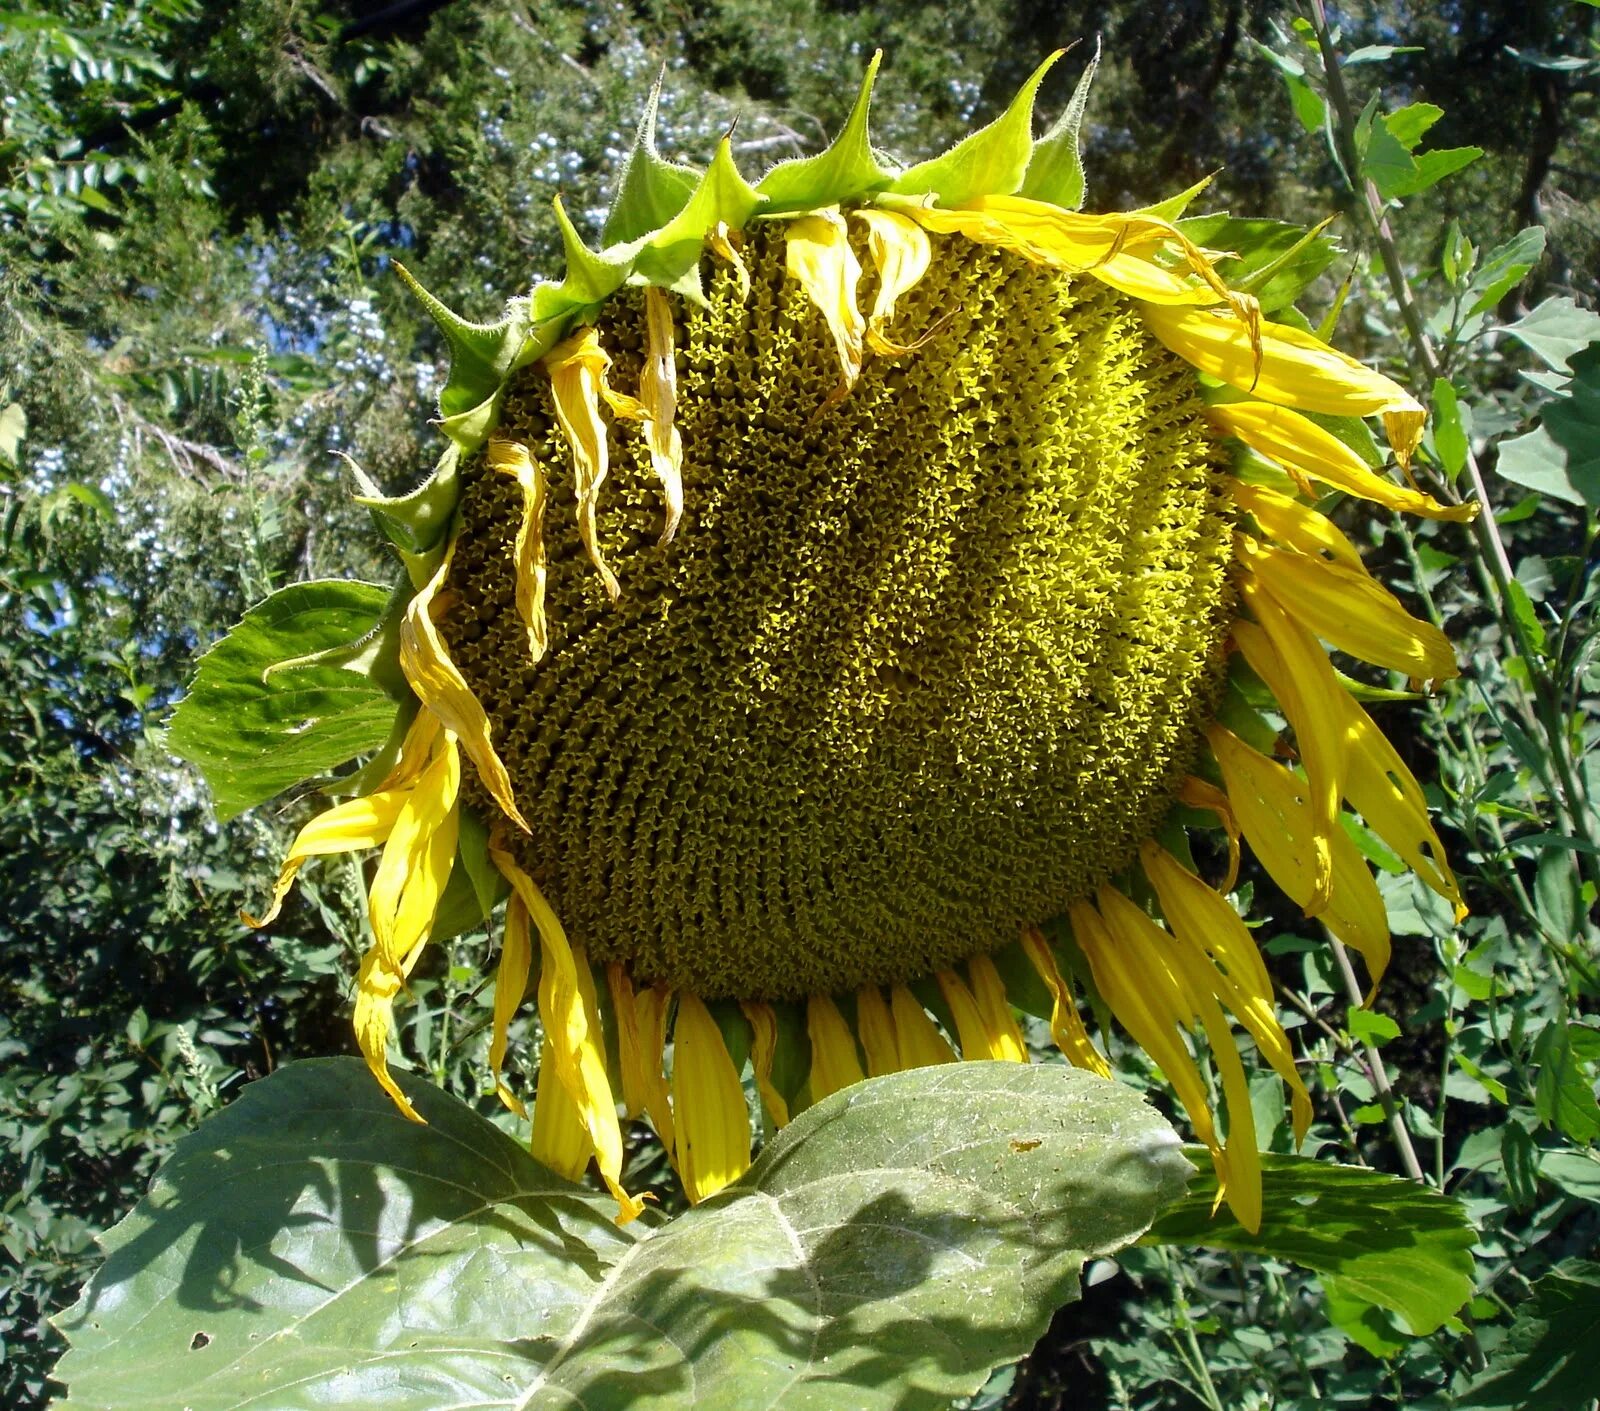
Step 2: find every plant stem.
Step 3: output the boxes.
[1331,939,1427,1183]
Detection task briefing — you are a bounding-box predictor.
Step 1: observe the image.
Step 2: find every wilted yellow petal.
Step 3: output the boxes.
[1177,775,1241,894]
[967,954,1029,1063]
[531,1038,593,1182]
[240,787,406,929]
[366,733,460,973]
[741,1000,791,1127]
[489,891,532,1118]
[785,208,864,388]
[1207,724,1391,989]
[854,208,933,356]
[400,538,529,832]
[639,287,686,545]
[543,326,623,600]
[1094,887,1262,1231]
[1210,402,1476,521]
[673,992,752,1202]
[807,993,866,1099]
[1240,535,1458,680]
[709,221,751,303]
[487,437,551,664]
[1230,480,1364,569]
[607,963,646,1120]
[491,841,643,1223]
[1020,926,1111,1078]
[936,965,1025,1063]
[854,984,903,1078]
[634,983,677,1160]
[353,948,424,1124]
[890,986,956,1068]
[1141,841,1312,1145]
[1140,303,1426,466]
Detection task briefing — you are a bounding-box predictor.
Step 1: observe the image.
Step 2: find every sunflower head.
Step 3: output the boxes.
[202,49,1477,1233]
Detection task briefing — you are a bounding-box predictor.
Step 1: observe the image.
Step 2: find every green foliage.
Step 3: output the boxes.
[1457,1260,1600,1409]
[53,1059,1190,1410]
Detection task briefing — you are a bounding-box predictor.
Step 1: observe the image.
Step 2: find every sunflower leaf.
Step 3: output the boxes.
[893,50,1064,206]
[52,1058,1188,1411]
[168,581,398,821]
[1144,1150,1476,1337]
[758,49,889,211]
[1456,1260,1600,1410]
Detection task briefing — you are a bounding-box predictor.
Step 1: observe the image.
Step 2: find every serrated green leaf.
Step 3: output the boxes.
[52,1058,1188,1411]
[1503,296,1600,373]
[602,72,700,245]
[168,581,398,821]
[894,50,1063,206]
[1019,41,1099,210]
[1465,226,1546,316]
[1383,101,1444,150]
[1145,1152,1476,1336]
[1456,1260,1600,1409]
[1495,345,1600,507]
[758,49,888,211]
[1534,1019,1600,1142]
[1347,1006,1402,1045]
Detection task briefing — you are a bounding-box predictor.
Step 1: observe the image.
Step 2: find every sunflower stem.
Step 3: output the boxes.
[1331,939,1427,1184]
[1306,0,1600,893]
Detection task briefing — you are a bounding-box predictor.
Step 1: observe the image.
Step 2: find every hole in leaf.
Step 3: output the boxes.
[190,1332,211,1351]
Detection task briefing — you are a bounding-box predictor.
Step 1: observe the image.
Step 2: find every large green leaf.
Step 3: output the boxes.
[1457,1260,1600,1409]
[53,1058,1188,1411]
[1145,1152,1475,1337]
[167,581,398,821]
[1496,344,1600,507]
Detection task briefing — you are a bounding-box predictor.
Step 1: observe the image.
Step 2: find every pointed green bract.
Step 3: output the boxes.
[892,50,1064,206]
[603,72,701,245]
[634,136,762,295]
[393,263,531,420]
[1134,172,1215,221]
[758,49,890,212]
[351,441,463,552]
[1020,41,1100,210]
[550,194,636,310]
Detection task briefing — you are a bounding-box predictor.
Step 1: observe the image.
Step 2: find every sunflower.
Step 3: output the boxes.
[230,51,1475,1233]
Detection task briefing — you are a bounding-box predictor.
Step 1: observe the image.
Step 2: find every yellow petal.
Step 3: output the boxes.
[1230,479,1364,569]
[487,437,551,664]
[785,208,864,389]
[1070,898,1218,1153]
[1207,724,1391,988]
[1177,775,1241,894]
[807,993,866,1100]
[543,326,622,600]
[1210,402,1476,522]
[709,221,751,303]
[366,731,460,973]
[1240,535,1458,680]
[890,986,957,1068]
[1141,841,1312,1144]
[1140,303,1426,467]
[491,841,643,1223]
[400,538,529,832]
[634,983,677,1160]
[607,963,646,1120]
[741,1000,791,1127]
[1020,926,1111,1078]
[240,787,406,929]
[853,208,933,356]
[967,954,1029,1063]
[639,286,686,545]
[672,992,752,1203]
[1240,599,1465,922]
[936,965,1025,1063]
[1091,889,1261,1231]
[854,985,903,1078]
[490,890,533,1118]
[353,947,424,1124]
[1233,597,1349,913]
[531,1036,593,1182]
